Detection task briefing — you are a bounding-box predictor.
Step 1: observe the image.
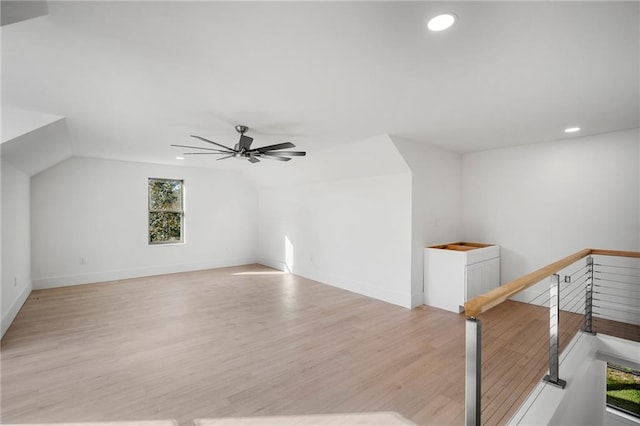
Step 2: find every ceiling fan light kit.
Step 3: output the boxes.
[171,125,306,164]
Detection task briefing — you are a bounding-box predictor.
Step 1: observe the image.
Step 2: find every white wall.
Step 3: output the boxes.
[256,135,414,308]
[31,157,258,288]
[1,159,32,336]
[393,137,463,306]
[258,173,413,308]
[463,129,639,300]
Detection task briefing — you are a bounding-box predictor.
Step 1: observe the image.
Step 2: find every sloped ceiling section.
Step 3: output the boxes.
[1,1,48,27]
[242,134,410,188]
[1,108,71,176]
[2,107,63,144]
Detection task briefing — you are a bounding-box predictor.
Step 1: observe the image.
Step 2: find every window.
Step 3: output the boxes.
[607,363,640,418]
[148,178,184,244]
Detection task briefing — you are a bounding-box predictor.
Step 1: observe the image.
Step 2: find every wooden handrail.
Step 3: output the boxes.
[590,248,640,258]
[463,247,640,317]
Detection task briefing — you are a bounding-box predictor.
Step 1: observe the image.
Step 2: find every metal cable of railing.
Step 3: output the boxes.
[594,284,640,293]
[522,272,588,312]
[525,288,550,305]
[521,261,588,307]
[595,276,640,286]
[594,292,640,303]
[594,263,640,271]
[463,249,640,426]
[561,277,589,312]
[591,259,640,337]
[564,279,589,312]
[595,270,640,279]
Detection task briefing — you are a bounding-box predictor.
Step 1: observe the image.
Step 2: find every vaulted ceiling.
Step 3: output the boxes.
[2,1,639,171]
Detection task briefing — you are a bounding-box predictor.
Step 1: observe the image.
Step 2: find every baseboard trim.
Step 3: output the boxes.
[33,257,411,309]
[411,292,425,308]
[313,272,412,308]
[2,282,32,337]
[257,257,288,273]
[32,258,258,290]
[257,257,411,309]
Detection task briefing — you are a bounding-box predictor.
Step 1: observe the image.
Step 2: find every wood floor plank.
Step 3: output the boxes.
[1,265,623,425]
[593,317,640,342]
[477,302,584,425]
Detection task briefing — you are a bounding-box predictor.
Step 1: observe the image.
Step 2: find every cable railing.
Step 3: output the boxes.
[463,248,640,426]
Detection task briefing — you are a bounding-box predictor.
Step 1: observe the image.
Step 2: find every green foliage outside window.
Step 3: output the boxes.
[607,364,640,417]
[148,178,184,244]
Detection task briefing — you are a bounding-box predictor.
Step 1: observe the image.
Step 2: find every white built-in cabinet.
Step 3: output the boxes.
[424,242,500,313]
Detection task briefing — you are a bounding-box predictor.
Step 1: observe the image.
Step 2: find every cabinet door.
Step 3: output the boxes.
[465,258,500,300]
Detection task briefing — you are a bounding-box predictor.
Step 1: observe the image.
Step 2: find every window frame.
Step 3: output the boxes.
[147,177,185,245]
[606,362,640,420]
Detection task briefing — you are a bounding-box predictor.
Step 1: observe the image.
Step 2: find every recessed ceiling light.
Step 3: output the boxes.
[176,156,185,160]
[564,127,581,133]
[427,13,457,32]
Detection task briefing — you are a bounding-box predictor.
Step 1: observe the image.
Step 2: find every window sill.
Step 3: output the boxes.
[606,407,640,425]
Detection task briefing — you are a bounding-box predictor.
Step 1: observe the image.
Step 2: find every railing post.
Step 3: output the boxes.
[465,317,481,426]
[543,274,567,388]
[584,256,595,334]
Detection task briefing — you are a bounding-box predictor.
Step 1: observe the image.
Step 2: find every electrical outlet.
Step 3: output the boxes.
[80,257,86,265]
[13,276,17,287]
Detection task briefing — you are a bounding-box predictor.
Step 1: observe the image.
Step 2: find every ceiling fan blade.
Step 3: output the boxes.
[216,154,236,161]
[248,156,260,163]
[183,152,232,155]
[263,151,306,157]
[171,144,232,153]
[260,154,291,162]
[252,142,296,153]
[190,135,237,152]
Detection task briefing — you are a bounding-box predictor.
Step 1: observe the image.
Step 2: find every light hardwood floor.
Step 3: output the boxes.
[0,265,600,425]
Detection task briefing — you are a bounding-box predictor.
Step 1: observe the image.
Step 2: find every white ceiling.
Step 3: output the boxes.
[2,1,639,170]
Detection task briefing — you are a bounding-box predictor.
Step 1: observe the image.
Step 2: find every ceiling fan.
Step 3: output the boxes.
[171,125,306,164]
